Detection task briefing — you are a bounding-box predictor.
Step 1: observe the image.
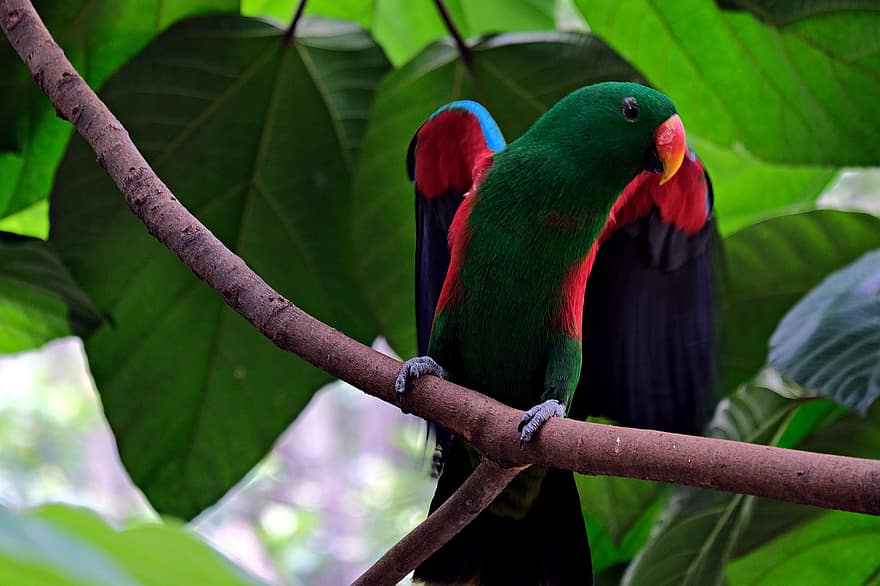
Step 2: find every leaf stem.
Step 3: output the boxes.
[283,0,308,43]
[433,0,472,67]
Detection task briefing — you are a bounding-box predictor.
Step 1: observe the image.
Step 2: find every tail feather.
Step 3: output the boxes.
[414,439,592,585]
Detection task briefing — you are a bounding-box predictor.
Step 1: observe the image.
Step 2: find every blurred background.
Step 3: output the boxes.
[0,336,436,585]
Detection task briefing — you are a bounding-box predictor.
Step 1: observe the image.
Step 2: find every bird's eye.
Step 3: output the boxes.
[621,97,639,122]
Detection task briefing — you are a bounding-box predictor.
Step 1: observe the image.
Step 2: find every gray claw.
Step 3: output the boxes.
[395,356,448,404]
[518,399,566,448]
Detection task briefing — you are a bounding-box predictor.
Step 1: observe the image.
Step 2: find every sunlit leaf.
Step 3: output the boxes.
[0,504,263,586]
[576,0,880,166]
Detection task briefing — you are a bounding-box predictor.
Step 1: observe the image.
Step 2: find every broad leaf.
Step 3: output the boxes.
[621,384,830,586]
[720,210,880,392]
[726,511,880,586]
[688,137,834,235]
[0,0,238,220]
[577,474,667,573]
[49,15,389,518]
[0,233,101,354]
[770,250,880,413]
[576,0,880,166]
[731,398,879,560]
[350,32,643,357]
[717,0,879,25]
[0,504,262,586]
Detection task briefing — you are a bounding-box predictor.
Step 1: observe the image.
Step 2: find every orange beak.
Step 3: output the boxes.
[655,114,686,185]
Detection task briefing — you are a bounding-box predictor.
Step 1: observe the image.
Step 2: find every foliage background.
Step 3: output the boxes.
[0,0,879,584]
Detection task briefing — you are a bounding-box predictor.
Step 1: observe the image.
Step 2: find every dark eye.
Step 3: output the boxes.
[621,97,639,121]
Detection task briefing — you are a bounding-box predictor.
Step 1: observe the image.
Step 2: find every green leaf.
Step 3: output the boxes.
[49,15,389,518]
[720,210,880,392]
[726,510,880,586]
[716,0,879,25]
[0,200,49,239]
[621,384,813,586]
[350,32,644,357]
[577,474,667,573]
[0,0,238,220]
[730,396,877,560]
[688,137,834,235]
[242,0,557,65]
[0,233,101,354]
[0,504,263,586]
[770,250,880,413]
[576,0,880,166]
[0,507,139,586]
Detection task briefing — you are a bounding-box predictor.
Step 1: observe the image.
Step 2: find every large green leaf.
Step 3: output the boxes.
[621,383,829,586]
[242,0,558,65]
[577,474,667,574]
[770,250,880,413]
[49,15,389,518]
[689,137,834,235]
[720,210,880,392]
[717,0,879,25]
[350,32,644,357]
[730,397,878,561]
[0,504,262,586]
[0,233,101,354]
[0,0,238,221]
[726,510,880,586]
[576,0,880,166]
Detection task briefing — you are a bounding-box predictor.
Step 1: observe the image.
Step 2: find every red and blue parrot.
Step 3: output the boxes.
[398,83,715,584]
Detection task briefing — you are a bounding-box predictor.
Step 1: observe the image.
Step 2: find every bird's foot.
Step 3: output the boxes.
[518,399,566,448]
[395,356,448,404]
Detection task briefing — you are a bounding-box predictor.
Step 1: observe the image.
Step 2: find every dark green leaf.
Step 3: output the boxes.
[726,510,880,586]
[576,0,880,166]
[351,32,646,357]
[731,396,878,560]
[0,504,263,586]
[0,232,101,353]
[621,384,811,586]
[49,15,389,518]
[577,474,667,573]
[0,0,238,220]
[720,210,880,392]
[716,0,879,25]
[770,250,880,413]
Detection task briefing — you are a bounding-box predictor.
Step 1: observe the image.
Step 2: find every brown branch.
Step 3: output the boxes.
[2,0,879,544]
[352,460,526,586]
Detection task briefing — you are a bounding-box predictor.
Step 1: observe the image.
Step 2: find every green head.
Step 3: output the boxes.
[519,81,686,191]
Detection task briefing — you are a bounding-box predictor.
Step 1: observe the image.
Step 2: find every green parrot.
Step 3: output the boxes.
[397,81,687,585]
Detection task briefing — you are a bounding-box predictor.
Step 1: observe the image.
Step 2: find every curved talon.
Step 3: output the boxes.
[518,399,566,448]
[395,356,448,405]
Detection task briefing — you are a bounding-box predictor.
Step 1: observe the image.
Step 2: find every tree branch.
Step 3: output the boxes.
[352,460,526,586]
[2,0,879,534]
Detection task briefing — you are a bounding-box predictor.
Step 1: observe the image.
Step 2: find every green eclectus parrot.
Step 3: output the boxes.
[397,82,692,585]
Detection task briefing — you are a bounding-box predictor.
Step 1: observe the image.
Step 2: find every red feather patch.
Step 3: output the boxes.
[433,153,494,320]
[415,110,492,200]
